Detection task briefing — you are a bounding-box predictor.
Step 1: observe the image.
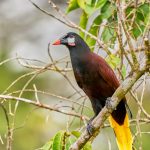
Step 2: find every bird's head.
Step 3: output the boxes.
[53,32,90,53]
[53,32,78,47]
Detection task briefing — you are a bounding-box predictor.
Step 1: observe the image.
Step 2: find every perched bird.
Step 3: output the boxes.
[53,32,133,150]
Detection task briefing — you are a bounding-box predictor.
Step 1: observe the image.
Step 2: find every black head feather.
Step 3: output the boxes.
[64,32,90,52]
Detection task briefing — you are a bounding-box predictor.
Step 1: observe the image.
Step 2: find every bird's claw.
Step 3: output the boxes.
[87,122,94,135]
[106,97,114,109]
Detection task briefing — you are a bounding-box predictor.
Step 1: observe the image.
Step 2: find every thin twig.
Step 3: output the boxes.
[0,95,89,120]
[0,104,11,150]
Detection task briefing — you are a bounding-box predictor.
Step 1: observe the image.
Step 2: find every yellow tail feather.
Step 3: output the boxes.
[109,114,133,150]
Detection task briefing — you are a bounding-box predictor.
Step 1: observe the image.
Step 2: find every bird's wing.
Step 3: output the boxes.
[96,54,120,90]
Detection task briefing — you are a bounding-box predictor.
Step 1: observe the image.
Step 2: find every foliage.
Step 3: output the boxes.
[66,0,150,78]
[126,3,150,38]
[40,130,92,150]
[67,0,150,47]
[0,0,149,150]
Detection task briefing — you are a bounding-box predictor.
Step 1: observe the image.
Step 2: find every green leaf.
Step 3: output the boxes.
[77,0,86,9]
[83,142,92,150]
[86,0,92,5]
[86,15,103,50]
[84,0,107,16]
[106,55,126,78]
[144,10,150,24]
[122,65,126,79]
[40,139,53,150]
[71,131,81,138]
[101,26,116,45]
[65,137,76,150]
[84,4,96,15]
[86,2,116,50]
[132,24,145,39]
[65,131,78,150]
[52,130,66,150]
[66,0,79,13]
[137,3,150,30]
[79,11,88,38]
[126,3,150,39]
[95,0,107,9]
[106,54,120,69]
[101,1,116,19]
[43,130,92,150]
[138,3,150,20]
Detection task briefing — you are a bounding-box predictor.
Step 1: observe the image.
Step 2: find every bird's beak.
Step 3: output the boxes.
[52,39,61,45]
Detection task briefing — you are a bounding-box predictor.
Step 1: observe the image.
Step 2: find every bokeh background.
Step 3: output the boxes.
[0,0,150,150]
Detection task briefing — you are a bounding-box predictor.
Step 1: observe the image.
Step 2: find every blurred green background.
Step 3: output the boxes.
[0,0,150,150]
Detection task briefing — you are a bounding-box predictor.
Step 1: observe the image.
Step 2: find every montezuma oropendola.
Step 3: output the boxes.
[53,32,133,150]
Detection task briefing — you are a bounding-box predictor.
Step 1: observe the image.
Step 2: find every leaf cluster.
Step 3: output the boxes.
[40,130,92,150]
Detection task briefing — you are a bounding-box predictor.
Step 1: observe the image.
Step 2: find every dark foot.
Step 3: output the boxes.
[86,116,96,135]
[87,122,94,135]
[106,97,114,109]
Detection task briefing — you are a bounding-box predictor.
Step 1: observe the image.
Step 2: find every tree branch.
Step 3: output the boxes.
[0,95,89,120]
[70,69,146,150]
[0,104,12,150]
[29,0,111,55]
[144,37,150,67]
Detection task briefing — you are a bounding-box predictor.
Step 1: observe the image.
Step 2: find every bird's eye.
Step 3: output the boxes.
[69,35,74,38]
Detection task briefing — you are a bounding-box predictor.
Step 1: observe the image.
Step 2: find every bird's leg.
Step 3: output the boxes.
[87,116,96,135]
[87,100,104,135]
[105,97,115,110]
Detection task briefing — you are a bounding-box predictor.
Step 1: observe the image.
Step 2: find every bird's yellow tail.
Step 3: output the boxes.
[109,114,133,150]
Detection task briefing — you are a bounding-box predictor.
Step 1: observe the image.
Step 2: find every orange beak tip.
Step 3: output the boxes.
[52,40,61,45]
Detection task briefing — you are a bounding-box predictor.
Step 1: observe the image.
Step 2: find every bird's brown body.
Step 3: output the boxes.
[53,32,132,150]
[69,43,126,125]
